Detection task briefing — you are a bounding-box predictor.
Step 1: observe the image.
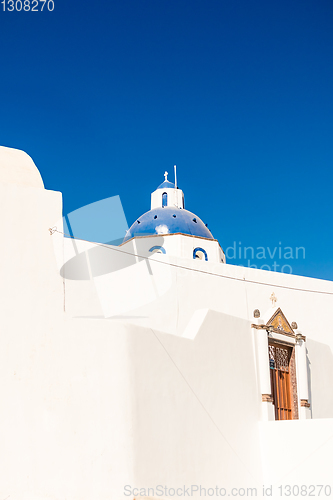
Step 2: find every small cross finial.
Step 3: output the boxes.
[270,292,277,307]
[164,171,168,181]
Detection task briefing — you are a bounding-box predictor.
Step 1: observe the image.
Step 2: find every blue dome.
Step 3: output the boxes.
[157,180,175,189]
[123,206,214,242]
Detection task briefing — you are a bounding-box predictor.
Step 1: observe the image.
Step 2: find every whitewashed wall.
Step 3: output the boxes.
[0,148,134,499]
[1,146,333,499]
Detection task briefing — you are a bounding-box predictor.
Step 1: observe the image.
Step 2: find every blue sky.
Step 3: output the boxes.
[1,0,333,279]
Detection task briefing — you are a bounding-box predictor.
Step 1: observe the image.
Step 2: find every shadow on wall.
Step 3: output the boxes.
[306,338,333,419]
[60,237,166,280]
[60,243,136,280]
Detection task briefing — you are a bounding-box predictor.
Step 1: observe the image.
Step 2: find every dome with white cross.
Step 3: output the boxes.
[123,171,214,242]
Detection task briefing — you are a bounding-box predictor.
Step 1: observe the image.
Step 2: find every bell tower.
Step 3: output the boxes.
[150,171,184,210]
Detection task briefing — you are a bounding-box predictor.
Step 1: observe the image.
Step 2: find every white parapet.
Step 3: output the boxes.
[0,145,44,188]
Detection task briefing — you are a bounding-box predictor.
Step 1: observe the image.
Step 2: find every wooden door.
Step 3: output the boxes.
[269,342,293,420]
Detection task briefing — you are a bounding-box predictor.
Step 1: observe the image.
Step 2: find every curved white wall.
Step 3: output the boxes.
[0,146,44,188]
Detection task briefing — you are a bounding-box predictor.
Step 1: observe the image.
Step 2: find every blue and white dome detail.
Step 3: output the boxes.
[123,206,213,242]
[122,170,225,264]
[123,170,214,243]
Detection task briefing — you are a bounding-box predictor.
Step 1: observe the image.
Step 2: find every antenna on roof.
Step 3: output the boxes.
[174,164,177,189]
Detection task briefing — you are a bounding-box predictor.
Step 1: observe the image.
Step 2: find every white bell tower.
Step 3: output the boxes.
[151,170,184,210]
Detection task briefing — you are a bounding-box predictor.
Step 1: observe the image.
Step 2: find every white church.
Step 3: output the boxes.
[1,145,333,500]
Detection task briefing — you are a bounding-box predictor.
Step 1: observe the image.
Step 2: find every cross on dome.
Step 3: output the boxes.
[164,171,168,181]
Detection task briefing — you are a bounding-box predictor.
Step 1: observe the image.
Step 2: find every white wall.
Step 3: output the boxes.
[60,232,333,420]
[2,147,333,499]
[260,419,333,496]
[0,169,135,499]
[0,146,44,188]
[128,311,263,497]
[121,232,225,263]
